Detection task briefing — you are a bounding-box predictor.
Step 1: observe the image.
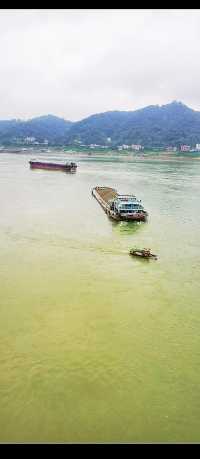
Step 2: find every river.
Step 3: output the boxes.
[0,149,200,442]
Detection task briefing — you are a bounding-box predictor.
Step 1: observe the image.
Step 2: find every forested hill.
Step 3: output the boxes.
[0,115,73,145]
[66,102,200,147]
[1,102,200,147]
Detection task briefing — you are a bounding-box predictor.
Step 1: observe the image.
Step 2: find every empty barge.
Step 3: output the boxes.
[92,186,148,221]
[29,160,77,172]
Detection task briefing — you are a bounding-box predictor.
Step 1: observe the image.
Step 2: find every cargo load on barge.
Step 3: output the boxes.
[92,186,148,221]
[29,161,77,172]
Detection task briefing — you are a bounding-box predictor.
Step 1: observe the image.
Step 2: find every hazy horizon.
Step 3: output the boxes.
[1,9,200,120]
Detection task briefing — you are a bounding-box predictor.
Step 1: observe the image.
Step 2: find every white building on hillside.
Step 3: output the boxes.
[180,145,190,152]
[131,144,143,151]
[24,136,36,143]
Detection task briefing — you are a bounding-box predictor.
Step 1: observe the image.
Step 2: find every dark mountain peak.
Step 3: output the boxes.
[161,100,193,112]
[168,100,184,106]
[136,101,192,114]
[27,114,73,125]
[66,100,200,147]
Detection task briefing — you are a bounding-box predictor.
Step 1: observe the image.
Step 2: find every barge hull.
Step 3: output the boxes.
[29,161,77,172]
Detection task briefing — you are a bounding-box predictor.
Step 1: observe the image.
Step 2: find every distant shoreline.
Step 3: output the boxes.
[1,146,200,161]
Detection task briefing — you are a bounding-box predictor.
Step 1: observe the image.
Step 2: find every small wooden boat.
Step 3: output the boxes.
[29,160,77,172]
[130,248,157,259]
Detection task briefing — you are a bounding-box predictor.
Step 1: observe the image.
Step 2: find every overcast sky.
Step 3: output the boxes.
[0,9,200,121]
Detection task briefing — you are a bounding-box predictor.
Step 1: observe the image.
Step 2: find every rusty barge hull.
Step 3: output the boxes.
[29,161,77,172]
[92,186,147,222]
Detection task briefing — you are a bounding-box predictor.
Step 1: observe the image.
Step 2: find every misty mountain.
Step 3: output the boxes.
[1,102,200,147]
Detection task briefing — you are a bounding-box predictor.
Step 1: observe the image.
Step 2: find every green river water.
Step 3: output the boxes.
[0,150,200,443]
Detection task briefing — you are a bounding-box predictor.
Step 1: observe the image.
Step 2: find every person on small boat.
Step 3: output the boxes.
[142,248,151,257]
[142,249,157,259]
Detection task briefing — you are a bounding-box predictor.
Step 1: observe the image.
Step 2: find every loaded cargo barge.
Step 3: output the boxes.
[29,160,77,172]
[92,186,147,221]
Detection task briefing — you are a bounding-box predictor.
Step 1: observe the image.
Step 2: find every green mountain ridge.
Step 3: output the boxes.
[1,102,200,147]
